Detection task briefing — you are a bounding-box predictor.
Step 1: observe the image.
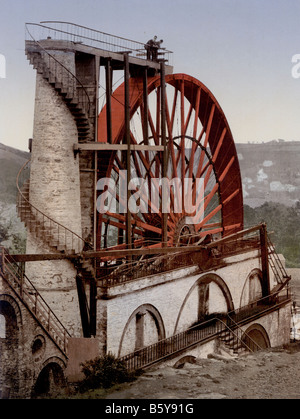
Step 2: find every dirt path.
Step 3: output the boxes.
[97,343,300,399]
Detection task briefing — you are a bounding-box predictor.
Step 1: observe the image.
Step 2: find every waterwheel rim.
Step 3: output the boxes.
[97,73,243,254]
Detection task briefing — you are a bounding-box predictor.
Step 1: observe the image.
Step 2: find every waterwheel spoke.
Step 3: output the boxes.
[165,88,182,222]
[193,154,235,225]
[97,73,243,255]
[180,80,185,212]
[105,211,163,235]
[188,87,201,181]
[195,104,215,179]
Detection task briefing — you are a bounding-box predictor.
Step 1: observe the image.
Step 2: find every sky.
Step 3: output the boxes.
[0,0,300,151]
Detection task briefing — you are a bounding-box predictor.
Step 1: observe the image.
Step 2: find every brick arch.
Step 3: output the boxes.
[31,356,67,398]
[41,355,67,370]
[242,323,270,350]
[118,304,165,357]
[174,273,234,333]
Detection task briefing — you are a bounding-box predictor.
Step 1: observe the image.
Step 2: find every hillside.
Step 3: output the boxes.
[0,143,29,253]
[236,140,300,208]
[0,143,29,204]
[1,140,299,208]
[237,140,300,267]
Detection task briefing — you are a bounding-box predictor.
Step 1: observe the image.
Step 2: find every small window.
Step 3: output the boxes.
[32,335,46,361]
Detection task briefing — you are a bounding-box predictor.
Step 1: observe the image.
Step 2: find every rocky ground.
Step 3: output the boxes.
[72,341,300,400]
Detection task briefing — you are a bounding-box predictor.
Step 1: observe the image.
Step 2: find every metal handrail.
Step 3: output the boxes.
[120,289,290,371]
[120,317,224,371]
[25,21,173,65]
[97,230,262,287]
[225,313,262,352]
[119,318,259,372]
[1,247,70,355]
[38,20,173,64]
[17,159,92,253]
[267,235,290,283]
[25,23,91,117]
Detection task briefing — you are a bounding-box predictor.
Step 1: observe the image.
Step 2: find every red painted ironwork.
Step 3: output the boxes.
[96,73,243,257]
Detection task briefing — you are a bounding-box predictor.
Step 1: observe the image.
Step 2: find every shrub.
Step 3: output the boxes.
[79,353,136,391]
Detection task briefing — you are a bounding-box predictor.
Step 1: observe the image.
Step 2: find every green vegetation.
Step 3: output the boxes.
[244,202,300,268]
[79,354,137,391]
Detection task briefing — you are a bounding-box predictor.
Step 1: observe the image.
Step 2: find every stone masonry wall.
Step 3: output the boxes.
[25,51,83,337]
[0,275,68,399]
[98,250,270,357]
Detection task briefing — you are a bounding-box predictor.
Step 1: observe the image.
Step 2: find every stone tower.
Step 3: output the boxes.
[21,39,98,336]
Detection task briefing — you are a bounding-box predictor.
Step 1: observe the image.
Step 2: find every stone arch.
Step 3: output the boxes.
[240,269,263,308]
[242,323,270,351]
[0,294,22,336]
[118,304,165,357]
[0,295,22,397]
[31,356,67,398]
[174,273,234,333]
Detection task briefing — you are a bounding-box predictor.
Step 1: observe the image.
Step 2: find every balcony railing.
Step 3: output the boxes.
[25,21,173,66]
[97,231,261,288]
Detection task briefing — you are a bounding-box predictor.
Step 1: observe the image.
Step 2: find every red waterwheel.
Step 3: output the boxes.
[97,73,243,255]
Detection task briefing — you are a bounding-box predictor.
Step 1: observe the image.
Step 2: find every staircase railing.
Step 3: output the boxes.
[121,316,261,372]
[1,247,70,355]
[225,313,262,353]
[120,290,291,371]
[17,159,92,254]
[25,23,91,120]
[267,235,291,288]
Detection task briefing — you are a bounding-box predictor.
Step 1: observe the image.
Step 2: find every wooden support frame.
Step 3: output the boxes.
[124,53,132,252]
[89,278,97,336]
[143,67,149,145]
[260,223,271,297]
[160,61,168,247]
[8,224,266,263]
[76,274,91,337]
[105,58,112,144]
[74,143,164,152]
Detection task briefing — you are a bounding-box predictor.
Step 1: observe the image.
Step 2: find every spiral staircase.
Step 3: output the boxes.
[13,35,98,341]
[25,48,92,142]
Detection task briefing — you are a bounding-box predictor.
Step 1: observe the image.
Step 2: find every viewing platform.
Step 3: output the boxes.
[25,21,174,76]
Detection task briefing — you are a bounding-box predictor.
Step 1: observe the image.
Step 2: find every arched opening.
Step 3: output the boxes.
[240,269,263,307]
[0,300,18,339]
[243,324,270,352]
[175,273,234,333]
[31,335,46,362]
[118,304,165,357]
[0,298,20,398]
[32,362,66,398]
